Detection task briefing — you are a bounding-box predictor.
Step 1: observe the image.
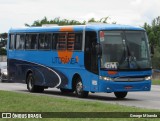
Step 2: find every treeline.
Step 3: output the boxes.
[0,33,7,55]
[143,16,160,68]
[25,16,115,26]
[1,16,160,69]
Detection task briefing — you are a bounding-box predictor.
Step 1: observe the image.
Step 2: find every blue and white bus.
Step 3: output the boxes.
[7,24,152,98]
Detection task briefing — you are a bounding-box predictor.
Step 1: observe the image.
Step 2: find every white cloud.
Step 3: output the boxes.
[0,0,160,32]
[130,0,142,5]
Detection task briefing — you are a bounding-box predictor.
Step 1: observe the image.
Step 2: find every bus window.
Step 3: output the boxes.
[39,33,52,50]
[38,34,45,49]
[45,34,52,49]
[67,33,75,51]
[25,34,38,50]
[67,33,82,51]
[9,34,15,50]
[16,34,25,50]
[74,33,82,50]
[52,34,58,50]
[57,33,67,50]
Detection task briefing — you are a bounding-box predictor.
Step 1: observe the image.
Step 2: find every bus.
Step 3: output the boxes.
[7,24,152,98]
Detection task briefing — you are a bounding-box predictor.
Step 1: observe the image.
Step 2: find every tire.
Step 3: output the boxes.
[27,73,44,93]
[114,92,128,99]
[0,74,2,82]
[60,88,74,93]
[75,78,89,98]
[0,73,4,83]
[36,86,44,93]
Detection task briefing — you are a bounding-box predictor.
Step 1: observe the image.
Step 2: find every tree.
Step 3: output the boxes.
[0,48,6,55]
[25,16,115,27]
[143,16,160,68]
[0,33,7,55]
[0,33,8,40]
[143,16,160,47]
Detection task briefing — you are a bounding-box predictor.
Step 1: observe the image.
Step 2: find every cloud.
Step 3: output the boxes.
[130,0,142,5]
[129,0,160,25]
[0,0,160,32]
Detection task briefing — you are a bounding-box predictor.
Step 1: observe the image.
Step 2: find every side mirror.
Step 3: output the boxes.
[96,43,102,57]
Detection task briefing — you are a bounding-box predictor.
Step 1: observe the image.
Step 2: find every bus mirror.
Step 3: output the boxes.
[96,43,102,57]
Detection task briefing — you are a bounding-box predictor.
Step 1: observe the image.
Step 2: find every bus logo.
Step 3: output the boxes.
[104,62,118,69]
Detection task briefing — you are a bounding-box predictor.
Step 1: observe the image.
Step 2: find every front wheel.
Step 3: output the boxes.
[114,92,128,99]
[75,78,89,98]
[60,88,74,93]
[27,73,44,93]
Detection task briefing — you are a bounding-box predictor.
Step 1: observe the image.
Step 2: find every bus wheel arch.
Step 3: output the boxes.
[72,73,89,98]
[72,73,81,91]
[26,71,44,93]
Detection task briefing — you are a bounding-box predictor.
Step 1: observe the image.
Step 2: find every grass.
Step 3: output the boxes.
[0,90,159,121]
[152,80,160,85]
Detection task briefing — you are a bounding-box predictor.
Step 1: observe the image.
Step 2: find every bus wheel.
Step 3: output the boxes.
[75,78,88,98]
[114,92,128,99]
[60,88,74,93]
[27,73,44,93]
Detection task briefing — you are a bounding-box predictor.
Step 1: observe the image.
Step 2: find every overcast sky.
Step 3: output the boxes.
[0,0,160,33]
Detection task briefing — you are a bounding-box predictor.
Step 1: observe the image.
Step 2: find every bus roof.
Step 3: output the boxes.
[9,24,145,33]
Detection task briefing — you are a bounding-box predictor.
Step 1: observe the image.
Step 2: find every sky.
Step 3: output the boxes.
[0,0,160,33]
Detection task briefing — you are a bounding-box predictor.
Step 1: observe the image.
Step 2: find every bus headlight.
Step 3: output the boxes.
[99,76,112,81]
[145,76,152,80]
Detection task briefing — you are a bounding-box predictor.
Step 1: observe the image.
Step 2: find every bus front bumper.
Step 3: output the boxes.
[98,79,151,93]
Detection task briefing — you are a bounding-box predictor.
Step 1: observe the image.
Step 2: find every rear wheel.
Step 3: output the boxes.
[75,78,88,98]
[114,92,128,99]
[27,73,44,93]
[0,74,2,82]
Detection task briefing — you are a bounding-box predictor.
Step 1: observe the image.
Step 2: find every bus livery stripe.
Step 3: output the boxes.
[8,58,68,88]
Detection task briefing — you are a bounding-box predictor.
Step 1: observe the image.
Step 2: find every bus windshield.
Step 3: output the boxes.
[100,31,151,70]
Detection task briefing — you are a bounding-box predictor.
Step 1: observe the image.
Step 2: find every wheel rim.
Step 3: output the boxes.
[76,81,82,95]
[28,76,33,90]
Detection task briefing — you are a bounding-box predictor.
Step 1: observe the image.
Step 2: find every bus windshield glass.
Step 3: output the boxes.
[100,31,151,70]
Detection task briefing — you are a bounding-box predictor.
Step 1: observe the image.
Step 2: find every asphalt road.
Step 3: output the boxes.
[0,82,160,110]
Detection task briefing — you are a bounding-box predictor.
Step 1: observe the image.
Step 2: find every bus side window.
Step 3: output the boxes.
[52,34,58,50]
[74,33,82,51]
[26,34,38,50]
[39,33,52,50]
[67,33,75,51]
[57,33,67,50]
[67,33,82,51]
[9,34,15,50]
[16,34,25,50]
[52,33,82,51]
[39,34,45,49]
[45,34,52,49]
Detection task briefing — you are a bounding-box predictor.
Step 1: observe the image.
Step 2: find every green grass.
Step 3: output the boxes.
[0,90,159,121]
[152,80,160,85]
